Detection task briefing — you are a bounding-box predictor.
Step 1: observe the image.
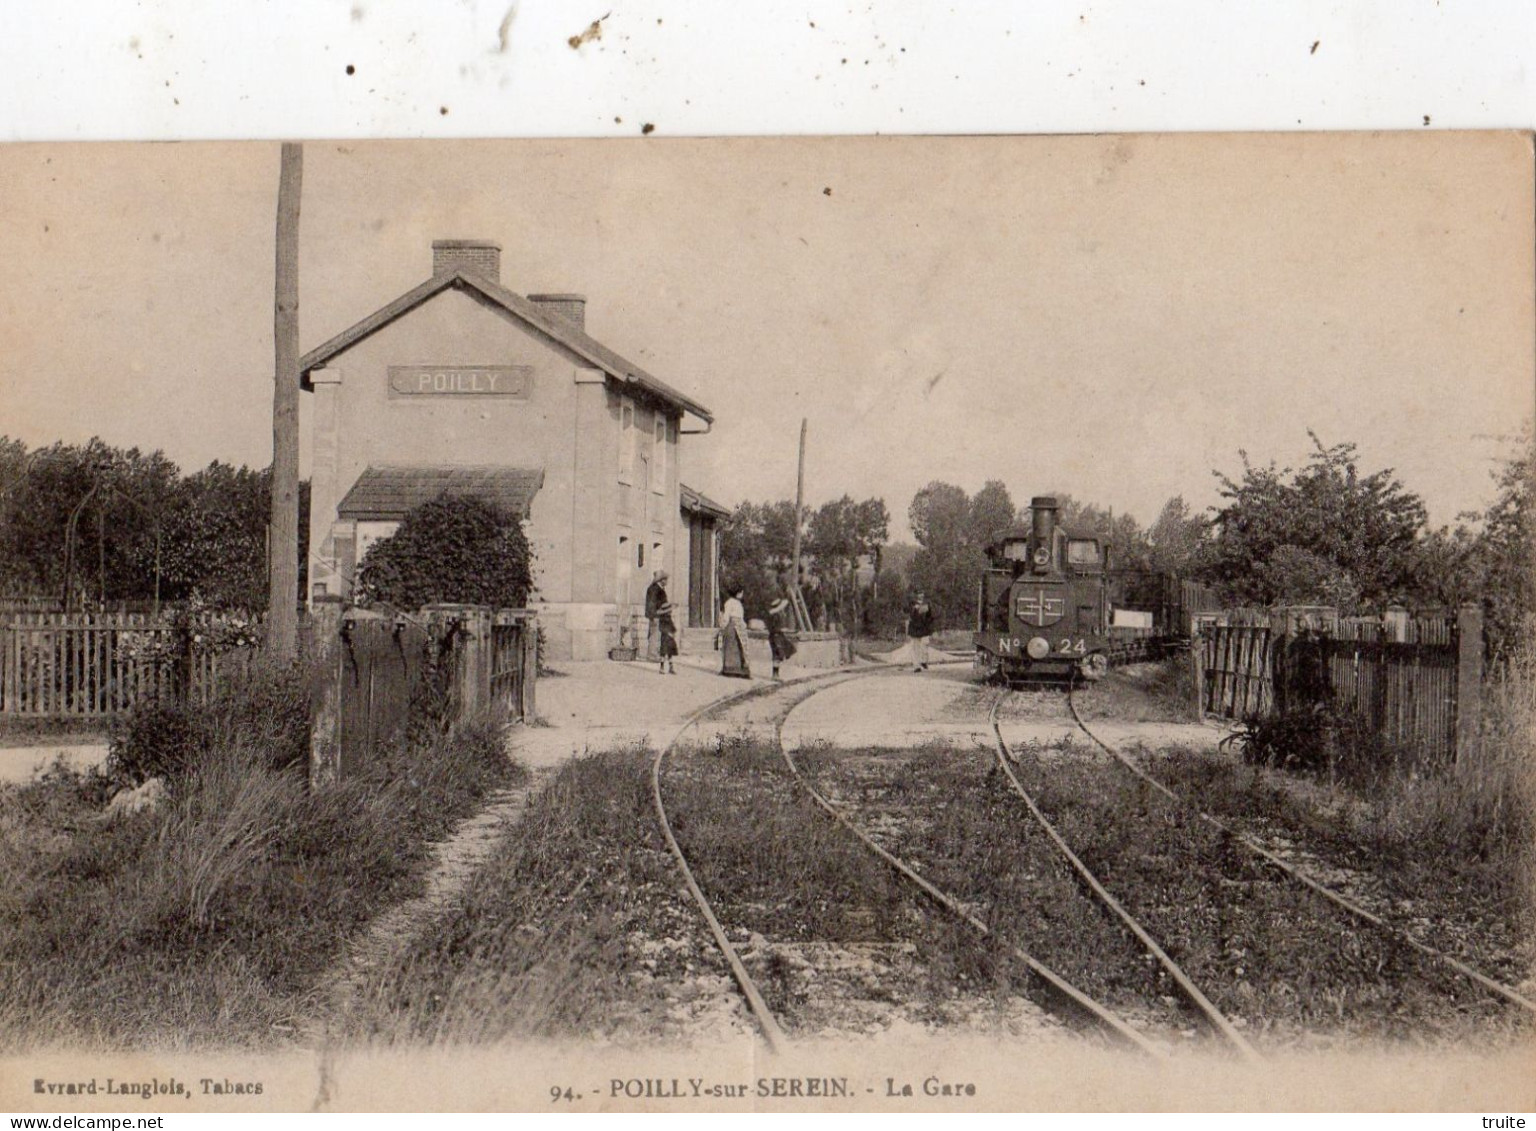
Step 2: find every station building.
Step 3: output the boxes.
[301,238,725,660]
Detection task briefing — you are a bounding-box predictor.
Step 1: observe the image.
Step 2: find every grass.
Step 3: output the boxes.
[338,747,707,1045]
[342,736,1054,1045]
[0,665,523,1050]
[1179,620,1536,976]
[0,716,107,748]
[804,738,1529,1047]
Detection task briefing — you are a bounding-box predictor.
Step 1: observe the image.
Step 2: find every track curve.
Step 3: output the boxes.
[1062,684,1536,1016]
[649,663,891,1051]
[773,673,1168,1059]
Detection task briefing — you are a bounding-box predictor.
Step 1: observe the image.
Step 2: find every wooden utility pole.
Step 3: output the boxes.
[789,419,814,632]
[268,142,303,660]
[791,418,807,585]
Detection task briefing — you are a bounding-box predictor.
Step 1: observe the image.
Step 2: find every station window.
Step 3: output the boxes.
[652,415,667,493]
[618,399,635,484]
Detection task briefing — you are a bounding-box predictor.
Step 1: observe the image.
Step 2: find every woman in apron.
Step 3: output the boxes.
[720,586,751,679]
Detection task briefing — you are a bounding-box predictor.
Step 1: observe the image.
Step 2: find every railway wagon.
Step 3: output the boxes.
[974,496,1112,683]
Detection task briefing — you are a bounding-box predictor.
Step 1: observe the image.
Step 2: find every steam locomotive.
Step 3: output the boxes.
[973,495,1113,683]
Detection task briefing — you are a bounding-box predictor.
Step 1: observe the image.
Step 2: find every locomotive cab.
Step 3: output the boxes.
[974,495,1112,684]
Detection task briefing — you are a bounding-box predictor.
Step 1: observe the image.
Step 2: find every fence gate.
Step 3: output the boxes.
[311,604,538,786]
[334,612,432,779]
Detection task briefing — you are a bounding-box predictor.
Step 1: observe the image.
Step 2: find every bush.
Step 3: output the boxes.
[108,661,311,787]
[1221,702,1388,786]
[355,494,534,610]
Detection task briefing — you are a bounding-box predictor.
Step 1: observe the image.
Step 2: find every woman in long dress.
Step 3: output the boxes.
[720,587,751,679]
[767,596,797,679]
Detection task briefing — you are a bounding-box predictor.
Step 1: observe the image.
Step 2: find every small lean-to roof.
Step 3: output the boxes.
[299,270,713,424]
[337,465,545,522]
[680,483,730,519]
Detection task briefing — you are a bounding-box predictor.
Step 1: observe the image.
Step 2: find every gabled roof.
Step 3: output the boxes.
[337,465,544,522]
[680,483,730,519]
[300,270,712,424]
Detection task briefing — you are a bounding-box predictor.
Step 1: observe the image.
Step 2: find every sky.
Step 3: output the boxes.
[2,133,1532,535]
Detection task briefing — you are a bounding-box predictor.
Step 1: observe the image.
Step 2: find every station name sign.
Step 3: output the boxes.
[388,365,531,398]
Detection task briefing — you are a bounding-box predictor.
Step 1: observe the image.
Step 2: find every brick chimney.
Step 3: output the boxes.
[527,293,587,331]
[432,239,501,282]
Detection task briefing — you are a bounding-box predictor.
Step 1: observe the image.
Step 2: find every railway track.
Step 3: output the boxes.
[655,664,1530,1054]
[986,689,1262,1063]
[652,667,1168,1057]
[1056,682,1536,1019]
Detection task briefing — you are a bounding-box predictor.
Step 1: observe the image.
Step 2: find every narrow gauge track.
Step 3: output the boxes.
[763,673,1167,1058]
[649,668,858,1053]
[1058,684,1536,1018]
[986,691,1262,1063]
[651,665,1166,1056]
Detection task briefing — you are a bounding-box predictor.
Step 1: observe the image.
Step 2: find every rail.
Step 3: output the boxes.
[1063,685,1536,1016]
[773,675,1166,1058]
[988,689,1262,1062]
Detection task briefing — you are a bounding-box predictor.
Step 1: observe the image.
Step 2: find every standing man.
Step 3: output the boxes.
[644,570,669,662]
[906,590,934,673]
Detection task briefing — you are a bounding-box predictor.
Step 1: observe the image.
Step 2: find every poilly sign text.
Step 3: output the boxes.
[388,366,531,398]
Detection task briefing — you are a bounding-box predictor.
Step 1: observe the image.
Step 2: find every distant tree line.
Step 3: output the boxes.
[718,427,1534,655]
[0,436,307,611]
[6,426,1528,659]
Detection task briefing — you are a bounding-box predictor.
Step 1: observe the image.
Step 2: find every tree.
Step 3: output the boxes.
[354,494,534,610]
[968,480,1016,548]
[805,495,890,632]
[908,480,996,630]
[1196,433,1428,611]
[0,436,305,611]
[1145,495,1208,576]
[720,500,805,618]
[1436,427,1536,662]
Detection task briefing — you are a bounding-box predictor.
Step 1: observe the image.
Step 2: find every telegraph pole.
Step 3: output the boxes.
[268,142,303,660]
[791,418,807,585]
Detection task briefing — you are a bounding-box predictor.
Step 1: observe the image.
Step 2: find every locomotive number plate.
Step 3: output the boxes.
[994,636,1087,656]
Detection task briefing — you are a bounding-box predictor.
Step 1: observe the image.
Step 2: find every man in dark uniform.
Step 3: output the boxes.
[906,590,934,672]
[644,570,669,661]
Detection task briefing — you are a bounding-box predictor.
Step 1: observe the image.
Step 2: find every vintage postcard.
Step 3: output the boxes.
[0,132,1532,1113]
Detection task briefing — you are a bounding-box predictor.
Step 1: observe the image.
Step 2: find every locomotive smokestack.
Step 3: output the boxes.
[1030,496,1058,546]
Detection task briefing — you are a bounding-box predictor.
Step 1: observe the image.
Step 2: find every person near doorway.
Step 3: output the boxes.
[644,570,669,661]
[767,597,797,680]
[906,591,934,673]
[720,586,751,679]
[657,601,679,675]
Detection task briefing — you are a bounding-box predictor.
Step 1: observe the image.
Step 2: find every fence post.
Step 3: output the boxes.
[463,606,492,718]
[1189,626,1205,721]
[1454,603,1484,768]
[308,599,344,788]
[422,604,492,724]
[521,612,539,722]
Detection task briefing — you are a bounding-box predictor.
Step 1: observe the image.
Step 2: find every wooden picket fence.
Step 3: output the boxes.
[1199,605,1482,764]
[0,610,258,718]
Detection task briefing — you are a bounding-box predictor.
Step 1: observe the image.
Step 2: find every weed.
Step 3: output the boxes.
[0,685,523,1048]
